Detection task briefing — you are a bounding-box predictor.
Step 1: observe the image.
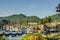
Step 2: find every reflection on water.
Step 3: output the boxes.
[3,34,26,40]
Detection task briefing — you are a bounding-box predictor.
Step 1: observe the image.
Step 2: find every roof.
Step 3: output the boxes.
[28,22,37,25]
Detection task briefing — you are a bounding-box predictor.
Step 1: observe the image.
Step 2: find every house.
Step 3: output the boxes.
[28,22,38,29]
[3,24,21,32]
[38,24,51,34]
[26,28,33,33]
[38,25,43,30]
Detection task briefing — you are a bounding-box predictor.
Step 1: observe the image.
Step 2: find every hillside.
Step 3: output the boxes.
[3,14,26,21]
[0,14,40,22]
[51,14,60,21]
[24,16,40,22]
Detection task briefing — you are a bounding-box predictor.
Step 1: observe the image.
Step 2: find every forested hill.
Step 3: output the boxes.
[0,14,40,22]
[1,13,60,22]
[51,14,60,21]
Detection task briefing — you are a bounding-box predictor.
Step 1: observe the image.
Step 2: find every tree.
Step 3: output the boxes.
[0,22,3,29]
[0,34,4,40]
[46,16,51,23]
[38,19,46,24]
[38,19,43,24]
[44,16,51,23]
[1,19,8,30]
[1,19,8,25]
[41,18,47,24]
[8,20,14,25]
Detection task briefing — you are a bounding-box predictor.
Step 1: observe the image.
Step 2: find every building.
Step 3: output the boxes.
[3,24,21,32]
[28,22,38,28]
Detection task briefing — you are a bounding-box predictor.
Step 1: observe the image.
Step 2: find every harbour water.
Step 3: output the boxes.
[3,34,26,40]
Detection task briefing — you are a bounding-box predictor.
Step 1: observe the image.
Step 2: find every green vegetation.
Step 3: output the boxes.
[2,14,40,22]
[21,33,47,40]
[38,16,51,24]
[51,14,60,22]
[0,34,4,40]
[0,14,40,25]
[0,13,60,25]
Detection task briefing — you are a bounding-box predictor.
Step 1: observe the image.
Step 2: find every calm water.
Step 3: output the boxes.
[3,34,26,40]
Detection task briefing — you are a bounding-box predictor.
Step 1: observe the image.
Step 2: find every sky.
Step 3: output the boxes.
[0,0,60,18]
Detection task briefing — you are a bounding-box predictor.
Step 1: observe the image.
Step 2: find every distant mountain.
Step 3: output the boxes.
[3,14,26,21]
[24,16,40,22]
[0,17,3,19]
[0,14,40,22]
[49,13,60,22]
[51,14,60,21]
[1,13,60,22]
[0,17,3,21]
